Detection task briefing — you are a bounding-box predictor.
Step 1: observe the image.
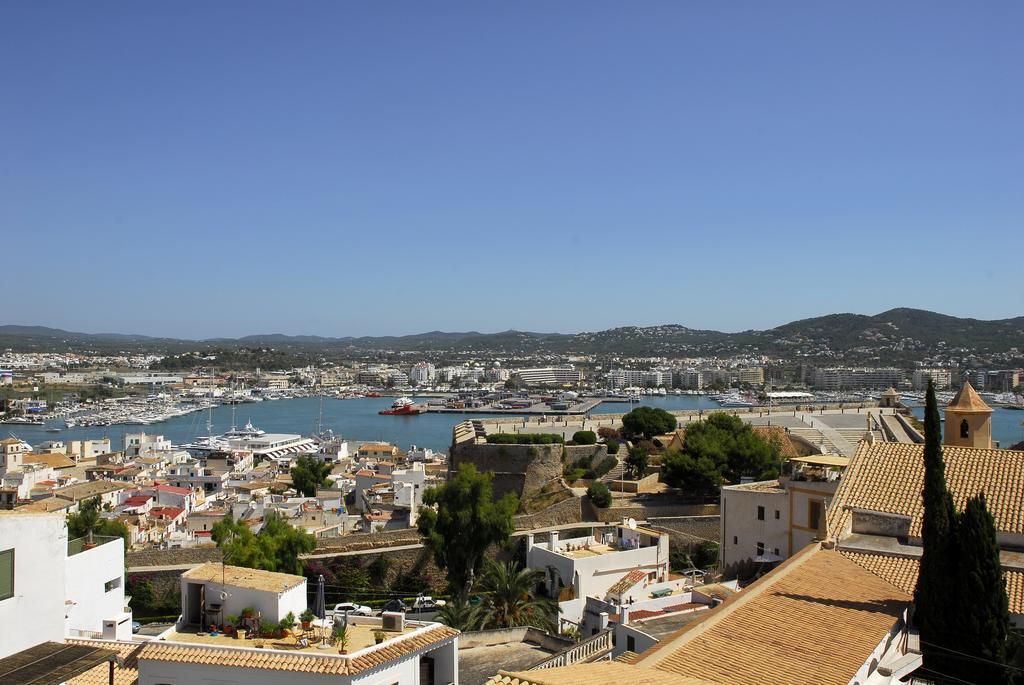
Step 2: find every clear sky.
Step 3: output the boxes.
[2,2,1021,338]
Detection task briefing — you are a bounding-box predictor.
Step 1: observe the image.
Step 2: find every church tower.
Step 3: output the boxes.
[944,380,992,449]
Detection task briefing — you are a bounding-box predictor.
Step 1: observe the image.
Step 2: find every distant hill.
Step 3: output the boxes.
[2,309,1023,363]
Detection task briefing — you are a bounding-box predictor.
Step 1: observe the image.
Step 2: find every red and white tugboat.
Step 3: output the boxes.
[379,397,422,415]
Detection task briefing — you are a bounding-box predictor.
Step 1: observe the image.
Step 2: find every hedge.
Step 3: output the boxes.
[486,433,565,445]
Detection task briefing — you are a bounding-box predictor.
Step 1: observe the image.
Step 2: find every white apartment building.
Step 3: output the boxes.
[812,367,904,390]
[124,432,173,457]
[409,362,436,384]
[0,511,130,659]
[513,365,582,386]
[719,455,844,568]
[526,522,670,626]
[911,368,952,390]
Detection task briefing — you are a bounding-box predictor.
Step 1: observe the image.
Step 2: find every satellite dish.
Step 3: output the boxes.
[627,518,637,530]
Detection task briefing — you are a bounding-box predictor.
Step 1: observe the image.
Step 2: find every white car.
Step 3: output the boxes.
[329,602,373,617]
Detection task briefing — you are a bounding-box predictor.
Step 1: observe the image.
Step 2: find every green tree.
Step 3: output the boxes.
[478,560,558,632]
[950,492,1011,684]
[571,430,597,445]
[67,496,130,545]
[914,380,960,678]
[417,464,518,601]
[437,598,487,632]
[620,406,677,440]
[212,512,315,575]
[661,450,721,496]
[625,446,649,479]
[587,481,612,508]
[290,455,333,497]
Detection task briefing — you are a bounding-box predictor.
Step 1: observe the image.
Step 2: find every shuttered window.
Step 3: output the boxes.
[0,548,13,601]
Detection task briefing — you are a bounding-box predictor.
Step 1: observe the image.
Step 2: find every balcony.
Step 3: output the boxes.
[67,535,121,556]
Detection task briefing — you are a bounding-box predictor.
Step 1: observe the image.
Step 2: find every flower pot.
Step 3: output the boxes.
[301,620,311,630]
[338,649,348,655]
[235,629,247,640]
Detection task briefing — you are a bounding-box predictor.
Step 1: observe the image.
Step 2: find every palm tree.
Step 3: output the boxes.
[437,598,486,632]
[478,560,558,632]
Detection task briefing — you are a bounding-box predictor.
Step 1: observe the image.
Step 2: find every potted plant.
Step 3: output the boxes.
[279,612,295,637]
[224,615,238,636]
[373,629,386,645]
[300,608,314,630]
[241,607,255,620]
[334,624,350,654]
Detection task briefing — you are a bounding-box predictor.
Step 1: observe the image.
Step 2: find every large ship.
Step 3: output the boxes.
[379,397,422,415]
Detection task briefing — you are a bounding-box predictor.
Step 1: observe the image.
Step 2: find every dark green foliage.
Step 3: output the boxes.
[670,541,719,571]
[587,482,612,508]
[437,598,487,631]
[914,381,960,676]
[212,512,316,575]
[67,496,130,544]
[571,430,597,445]
[661,451,722,496]
[620,407,677,440]
[605,439,620,456]
[417,464,518,601]
[477,560,558,632]
[290,455,333,497]
[486,433,565,445]
[660,413,778,495]
[563,453,616,482]
[948,493,1011,684]
[625,446,649,479]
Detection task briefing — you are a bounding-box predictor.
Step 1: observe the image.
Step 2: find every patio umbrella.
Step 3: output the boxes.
[314,574,326,619]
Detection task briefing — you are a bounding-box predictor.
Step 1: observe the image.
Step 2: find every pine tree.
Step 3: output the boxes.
[950,493,1011,684]
[913,380,958,674]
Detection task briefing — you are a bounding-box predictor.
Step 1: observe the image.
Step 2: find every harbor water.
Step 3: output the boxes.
[5,395,1020,454]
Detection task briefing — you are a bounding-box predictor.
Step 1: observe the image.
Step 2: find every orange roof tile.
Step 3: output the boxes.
[635,546,910,685]
[839,550,1024,615]
[23,452,77,469]
[607,569,647,596]
[139,625,457,675]
[827,441,1024,540]
[65,639,142,685]
[947,381,992,414]
[487,662,713,685]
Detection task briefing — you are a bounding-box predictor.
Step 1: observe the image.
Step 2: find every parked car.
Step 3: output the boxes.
[380,599,408,614]
[329,602,373,617]
[410,595,447,612]
[131,621,141,634]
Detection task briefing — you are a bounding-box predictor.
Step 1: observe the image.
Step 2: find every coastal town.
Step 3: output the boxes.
[5,2,1023,683]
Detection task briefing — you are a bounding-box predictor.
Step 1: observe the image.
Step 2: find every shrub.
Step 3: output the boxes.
[587,482,612,508]
[605,440,619,456]
[571,430,597,445]
[597,427,621,441]
[487,433,565,445]
[621,407,677,440]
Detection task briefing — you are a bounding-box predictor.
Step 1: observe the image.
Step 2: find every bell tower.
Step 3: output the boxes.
[944,380,992,449]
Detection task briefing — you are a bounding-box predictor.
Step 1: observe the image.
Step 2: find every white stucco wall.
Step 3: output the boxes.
[0,512,67,659]
[720,484,788,567]
[181,578,307,626]
[529,536,668,601]
[65,537,127,637]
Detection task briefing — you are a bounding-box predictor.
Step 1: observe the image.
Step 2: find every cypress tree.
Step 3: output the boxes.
[950,492,1011,684]
[913,380,958,674]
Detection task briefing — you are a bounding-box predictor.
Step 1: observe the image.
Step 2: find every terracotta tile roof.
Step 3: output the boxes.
[827,442,1024,540]
[24,452,77,469]
[615,650,642,664]
[65,639,142,685]
[17,496,75,512]
[752,425,816,458]
[149,506,185,520]
[54,479,127,502]
[660,602,703,613]
[635,546,910,685]
[486,662,713,685]
[607,569,647,596]
[947,381,991,414]
[139,625,457,675]
[627,609,664,621]
[181,563,306,593]
[839,550,1024,614]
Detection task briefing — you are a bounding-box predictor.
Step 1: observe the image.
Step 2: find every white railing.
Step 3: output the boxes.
[531,629,613,669]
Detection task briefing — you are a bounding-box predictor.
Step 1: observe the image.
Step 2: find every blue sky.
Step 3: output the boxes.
[2,2,1021,338]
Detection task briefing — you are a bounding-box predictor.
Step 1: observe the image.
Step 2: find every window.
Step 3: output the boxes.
[105,577,121,593]
[774,548,780,556]
[756,542,765,556]
[627,635,636,652]
[733,536,738,545]
[0,548,12,601]
[757,506,765,521]
[960,419,969,439]
[809,500,823,531]
[775,510,780,520]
